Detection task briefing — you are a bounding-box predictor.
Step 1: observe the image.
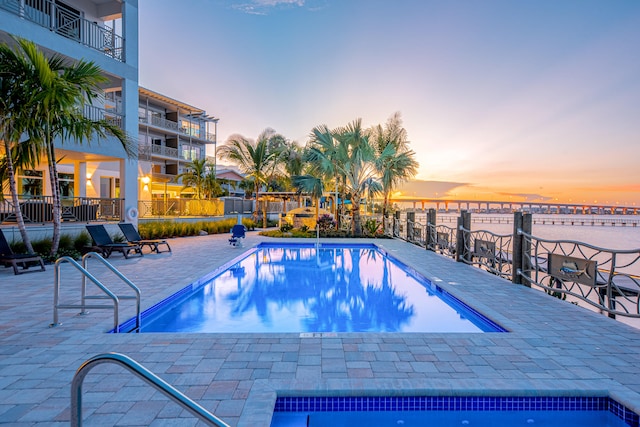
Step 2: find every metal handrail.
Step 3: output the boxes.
[71,353,230,427]
[52,257,120,331]
[82,252,141,331]
[51,253,141,332]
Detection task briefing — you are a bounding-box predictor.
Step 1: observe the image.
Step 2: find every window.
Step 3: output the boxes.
[100,177,112,198]
[58,173,74,198]
[138,106,148,121]
[181,146,201,161]
[18,170,43,196]
[180,120,201,138]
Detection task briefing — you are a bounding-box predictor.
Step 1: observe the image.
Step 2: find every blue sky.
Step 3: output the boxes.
[139,0,640,205]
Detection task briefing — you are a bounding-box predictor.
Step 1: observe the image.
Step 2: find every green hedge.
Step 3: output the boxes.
[137,218,257,239]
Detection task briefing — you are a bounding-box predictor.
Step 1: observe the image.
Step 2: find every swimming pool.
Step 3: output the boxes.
[120,243,505,333]
[270,396,640,426]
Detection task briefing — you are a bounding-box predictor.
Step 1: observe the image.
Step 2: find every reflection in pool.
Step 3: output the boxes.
[130,243,505,333]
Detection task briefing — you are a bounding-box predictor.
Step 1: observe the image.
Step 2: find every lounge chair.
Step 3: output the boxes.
[0,231,46,275]
[118,223,171,253]
[229,224,246,247]
[85,225,143,259]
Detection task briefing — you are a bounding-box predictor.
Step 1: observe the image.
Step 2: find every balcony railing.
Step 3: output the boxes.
[151,144,179,159]
[84,104,123,129]
[1,195,123,223]
[139,116,216,142]
[0,0,125,62]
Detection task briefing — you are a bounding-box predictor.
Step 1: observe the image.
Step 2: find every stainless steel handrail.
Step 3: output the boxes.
[71,353,230,427]
[52,257,120,331]
[82,252,141,331]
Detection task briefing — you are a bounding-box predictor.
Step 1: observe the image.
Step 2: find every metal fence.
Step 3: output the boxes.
[389,209,640,319]
[137,198,254,218]
[0,195,123,223]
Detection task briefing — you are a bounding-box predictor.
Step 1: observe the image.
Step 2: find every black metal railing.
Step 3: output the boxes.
[389,210,640,319]
[1,195,123,223]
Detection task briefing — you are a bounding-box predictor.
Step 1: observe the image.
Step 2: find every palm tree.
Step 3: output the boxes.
[176,158,211,199]
[2,38,132,256]
[218,128,285,224]
[278,140,305,191]
[203,168,223,199]
[305,124,342,227]
[370,112,419,221]
[0,39,43,254]
[307,119,381,236]
[292,174,325,222]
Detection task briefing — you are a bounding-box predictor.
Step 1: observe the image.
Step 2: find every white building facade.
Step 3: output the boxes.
[137,87,218,205]
[0,0,140,222]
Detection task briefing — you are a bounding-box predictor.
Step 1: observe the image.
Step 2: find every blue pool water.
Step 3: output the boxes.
[124,243,505,333]
[270,396,639,427]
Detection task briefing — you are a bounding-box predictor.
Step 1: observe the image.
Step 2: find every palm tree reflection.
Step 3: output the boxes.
[222,247,414,332]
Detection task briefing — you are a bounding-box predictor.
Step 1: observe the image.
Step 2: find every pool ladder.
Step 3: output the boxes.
[51,252,140,333]
[71,353,230,427]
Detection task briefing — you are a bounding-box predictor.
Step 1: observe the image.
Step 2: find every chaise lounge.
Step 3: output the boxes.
[0,231,46,275]
[85,225,143,259]
[118,223,171,254]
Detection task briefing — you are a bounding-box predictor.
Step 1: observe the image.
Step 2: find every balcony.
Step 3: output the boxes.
[0,0,124,62]
[151,144,179,159]
[139,115,216,143]
[84,104,123,129]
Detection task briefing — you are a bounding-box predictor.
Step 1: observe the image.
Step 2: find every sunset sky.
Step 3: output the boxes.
[138,0,640,206]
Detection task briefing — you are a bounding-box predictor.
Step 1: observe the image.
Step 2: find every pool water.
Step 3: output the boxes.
[126,243,505,333]
[272,410,630,426]
[270,396,639,427]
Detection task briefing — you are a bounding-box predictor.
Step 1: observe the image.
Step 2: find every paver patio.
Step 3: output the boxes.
[1,228,640,426]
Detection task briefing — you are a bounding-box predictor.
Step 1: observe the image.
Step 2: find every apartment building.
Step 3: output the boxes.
[137,87,218,204]
[0,0,139,221]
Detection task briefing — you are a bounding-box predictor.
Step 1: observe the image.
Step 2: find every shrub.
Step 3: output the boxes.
[9,233,84,262]
[73,232,91,252]
[280,222,293,232]
[243,218,257,230]
[364,218,381,236]
[137,218,237,239]
[317,214,336,232]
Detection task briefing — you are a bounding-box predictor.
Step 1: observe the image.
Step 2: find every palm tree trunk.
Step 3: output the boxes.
[382,190,390,231]
[352,200,362,236]
[3,139,35,254]
[45,121,62,256]
[255,182,266,228]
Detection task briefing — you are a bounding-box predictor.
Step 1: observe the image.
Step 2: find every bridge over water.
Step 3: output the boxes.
[388,198,639,215]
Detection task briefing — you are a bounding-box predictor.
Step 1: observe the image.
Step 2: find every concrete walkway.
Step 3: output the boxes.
[1,229,640,426]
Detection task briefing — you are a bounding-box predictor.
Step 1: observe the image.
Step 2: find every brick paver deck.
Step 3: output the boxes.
[1,229,639,426]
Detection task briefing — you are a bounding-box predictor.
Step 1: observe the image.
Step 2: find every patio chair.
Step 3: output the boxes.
[0,231,46,275]
[85,225,143,259]
[229,224,246,247]
[118,223,171,254]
